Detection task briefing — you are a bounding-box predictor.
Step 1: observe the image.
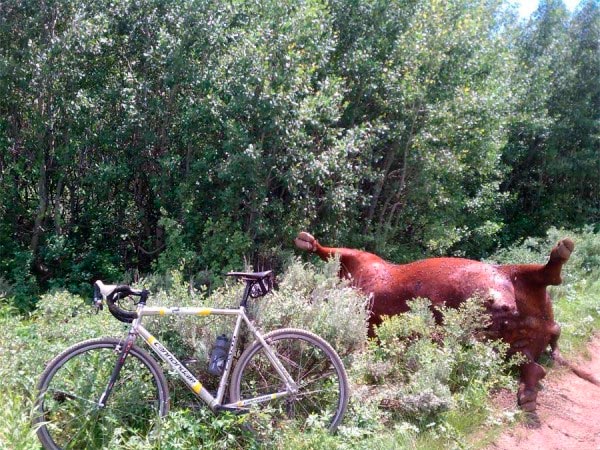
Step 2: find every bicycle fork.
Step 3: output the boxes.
[97,305,146,409]
[97,333,137,408]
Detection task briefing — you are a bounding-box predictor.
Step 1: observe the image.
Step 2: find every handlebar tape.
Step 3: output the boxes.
[106,285,141,323]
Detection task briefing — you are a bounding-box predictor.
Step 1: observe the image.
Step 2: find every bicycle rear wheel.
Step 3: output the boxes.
[229,328,349,432]
[35,337,169,450]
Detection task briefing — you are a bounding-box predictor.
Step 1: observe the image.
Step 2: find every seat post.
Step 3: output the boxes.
[240,281,252,308]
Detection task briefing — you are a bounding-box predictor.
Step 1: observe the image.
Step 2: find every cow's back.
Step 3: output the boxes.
[348,256,516,319]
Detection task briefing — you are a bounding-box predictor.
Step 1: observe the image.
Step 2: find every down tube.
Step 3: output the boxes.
[136,325,218,409]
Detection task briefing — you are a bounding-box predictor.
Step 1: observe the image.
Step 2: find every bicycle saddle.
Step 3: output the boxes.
[226,270,273,298]
[226,270,273,281]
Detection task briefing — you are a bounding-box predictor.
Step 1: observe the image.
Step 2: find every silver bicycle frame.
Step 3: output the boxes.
[129,303,299,411]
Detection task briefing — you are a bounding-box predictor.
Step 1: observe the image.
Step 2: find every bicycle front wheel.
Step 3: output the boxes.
[34,337,169,450]
[229,328,349,432]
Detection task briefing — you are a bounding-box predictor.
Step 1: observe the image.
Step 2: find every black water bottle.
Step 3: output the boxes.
[208,334,229,376]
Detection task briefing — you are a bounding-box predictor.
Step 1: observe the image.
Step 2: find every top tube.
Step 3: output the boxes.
[140,306,242,317]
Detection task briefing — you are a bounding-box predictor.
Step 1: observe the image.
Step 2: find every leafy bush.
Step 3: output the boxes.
[116,409,256,450]
[138,258,369,370]
[3,228,599,449]
[268,296,521,449]
[352,298,517,425]
[1,250,38,311]
[0,258,369,448]
[249,257,370,355]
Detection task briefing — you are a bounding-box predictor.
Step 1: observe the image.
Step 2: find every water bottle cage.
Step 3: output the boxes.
[208,334,230,376]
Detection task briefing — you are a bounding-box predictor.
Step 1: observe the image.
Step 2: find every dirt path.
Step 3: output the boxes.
[488,336,600,450]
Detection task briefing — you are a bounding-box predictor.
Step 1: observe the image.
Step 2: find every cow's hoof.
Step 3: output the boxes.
[294,232,316,252]
[518,386,538,412]
[551,238,574,262]
[520,400,537,412]
[550,348,563,362]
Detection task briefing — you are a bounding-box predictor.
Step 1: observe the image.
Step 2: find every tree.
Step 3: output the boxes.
[327,0,517,258]
[501,0,599,242]
[0,0,596,309]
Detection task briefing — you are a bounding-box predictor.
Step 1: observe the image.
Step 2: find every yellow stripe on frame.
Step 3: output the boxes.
[159,308,166,315]
[191,382,203,394]
[147,335,156,345]
[197,308,212,316]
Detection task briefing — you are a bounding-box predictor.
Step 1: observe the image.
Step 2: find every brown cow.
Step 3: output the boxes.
[294,231,595,412]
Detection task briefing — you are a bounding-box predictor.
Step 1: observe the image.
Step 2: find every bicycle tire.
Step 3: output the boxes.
[34,337,169,450]
[229,328,349,432]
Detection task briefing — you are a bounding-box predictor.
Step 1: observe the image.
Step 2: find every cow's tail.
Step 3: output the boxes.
[553,353,600,387]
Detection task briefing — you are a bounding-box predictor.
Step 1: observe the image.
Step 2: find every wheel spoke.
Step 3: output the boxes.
[231,330,348,432]
[35,338,168,450]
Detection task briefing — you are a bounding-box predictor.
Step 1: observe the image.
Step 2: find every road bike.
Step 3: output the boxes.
[34,270,349,449]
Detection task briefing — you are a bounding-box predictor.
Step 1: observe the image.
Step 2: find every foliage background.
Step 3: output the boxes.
[0,1,598,447]
[0,0,598,310]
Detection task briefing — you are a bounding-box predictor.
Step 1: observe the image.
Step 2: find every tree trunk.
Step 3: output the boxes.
[54,176,64,235]
[30,155,48,257]
[363,140,399,233]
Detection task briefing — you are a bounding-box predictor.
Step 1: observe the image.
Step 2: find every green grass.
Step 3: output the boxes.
[1,228,599,449]
[552,279,600,355]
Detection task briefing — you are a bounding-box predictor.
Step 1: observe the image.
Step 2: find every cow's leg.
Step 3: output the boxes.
[294,231,345,261]
[549,321,561,360]
[367,312,384,338]
[295,231,318,252]
[518,360,546,412]
[542,238,574,285]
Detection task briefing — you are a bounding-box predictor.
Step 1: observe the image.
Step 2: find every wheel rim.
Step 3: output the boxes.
[235,335,345,431]
[37,344,164,449]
